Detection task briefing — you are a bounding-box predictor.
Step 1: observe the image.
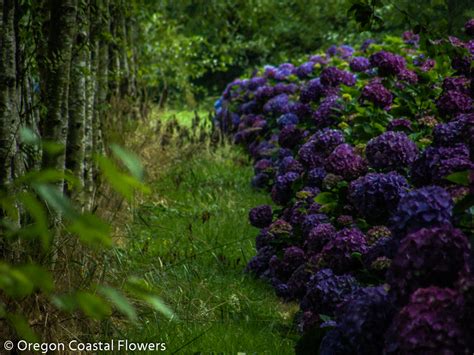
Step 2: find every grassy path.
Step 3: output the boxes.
[114,142,296,353]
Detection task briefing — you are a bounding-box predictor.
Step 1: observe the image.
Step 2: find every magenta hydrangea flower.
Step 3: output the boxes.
[390,185,453,236]
[349,172,409,223]
[385,287,467,354]
[326,144,367,180]
[317,228,368,274]
[387,225,470,303]
[249,205,273,228]
[366,131,419,170]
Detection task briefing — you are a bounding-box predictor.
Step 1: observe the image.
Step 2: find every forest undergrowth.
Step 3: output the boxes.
[104,110,297,354]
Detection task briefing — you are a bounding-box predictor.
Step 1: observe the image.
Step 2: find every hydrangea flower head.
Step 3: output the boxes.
[249,205,273,228]
[326,144,367,180]
[349,57,370,72]
[390,185,453,236]
[385,287,467,354]
[317,228,368,274]
[360,82,393,109]
[349,172,410,223]
[366,131,419,170]
[387,225,470,303]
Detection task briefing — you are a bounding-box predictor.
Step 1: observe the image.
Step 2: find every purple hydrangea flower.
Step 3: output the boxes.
[307,167,327,188]
[309,54,328,65]
[317,228,368,274]
[254,159,273,174]
[387,118,412,132]
[402,31,420,45]
[278,156,305,175]
[271,172,300,205]
[263,93,290,115]
[309,129,345,156]
[277,113,299,128]
[360,39,376,52]
[326,144,367,180]
[249,205,273,228]
[320,67,356,87]
[349,172,410,223]
[301,213,330,238]
[251,173,271,189]
[387,225,470,303]
[286,263,317,300]
[370,51,406,76]
[297,141,325,169]
[304,223,336,254]
[410,144,473,186]
[300,78,338,103]
[245,245,275,276]
[433,113,473,150]
[360,81,393,109]
[436,90,473,116]
[443,76,471,95]
[336,286,396,355]
[465,18,474,36]
[390,186,453,236]
[278,125,303,149]
[313,95,343,128]
[366,131,419,170]
[300,268,359,315]
[385,287,467,354]
[397,69,418,84]
[349,56,370,72]
[296,61,315,79]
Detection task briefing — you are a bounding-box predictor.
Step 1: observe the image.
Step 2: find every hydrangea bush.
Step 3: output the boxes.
[215,22,474,353]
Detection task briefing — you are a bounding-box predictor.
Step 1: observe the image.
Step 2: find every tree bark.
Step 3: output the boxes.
[66,5,87,206]
[39,0,77,182]
[0,0,19,190]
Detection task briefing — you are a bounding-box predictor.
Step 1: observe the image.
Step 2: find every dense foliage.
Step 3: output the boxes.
[215,21,474,353]
[139,0,473,105]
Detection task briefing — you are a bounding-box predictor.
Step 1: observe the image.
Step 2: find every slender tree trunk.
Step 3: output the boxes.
[66,6,87,206]
[0,0,19,190]
[39,0,77,182]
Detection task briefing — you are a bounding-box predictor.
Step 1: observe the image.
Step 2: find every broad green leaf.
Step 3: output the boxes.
[67,213,112,248]
[76,292,112,320]
[99,286,137,322]
[18,264,54,294]
[18,193,50,250]
[110,144,145,180]
[34,184,77,219]
[7,313,39,342]
[0,263,34,298]
[445,171,469,186]
[143,295,175,319]
[314,192,336,204]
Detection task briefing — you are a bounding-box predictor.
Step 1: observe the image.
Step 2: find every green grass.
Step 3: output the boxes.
[112,144,297,354]
[156,109,210,127]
